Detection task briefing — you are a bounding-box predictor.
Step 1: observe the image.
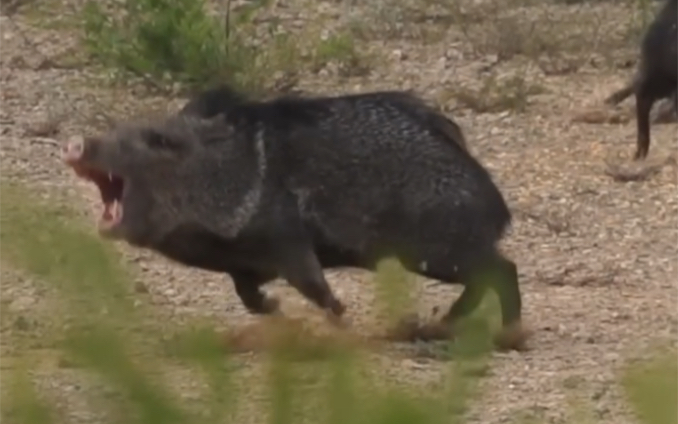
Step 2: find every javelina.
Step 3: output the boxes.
[605,0,677,160]
[61,90,521,345]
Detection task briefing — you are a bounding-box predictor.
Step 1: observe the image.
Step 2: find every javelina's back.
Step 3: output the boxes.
[180,87,469,150]
[364,90,469,151]
[220,91,511,259]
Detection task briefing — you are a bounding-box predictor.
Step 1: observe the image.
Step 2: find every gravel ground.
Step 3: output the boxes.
[1,0,677,423]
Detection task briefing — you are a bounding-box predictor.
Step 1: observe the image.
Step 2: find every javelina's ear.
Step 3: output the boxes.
[141,128,183,151]
[199,112,227,126]
[83,135,103,145]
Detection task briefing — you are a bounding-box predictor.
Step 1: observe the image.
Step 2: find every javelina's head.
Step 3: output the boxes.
[61,117,212,245]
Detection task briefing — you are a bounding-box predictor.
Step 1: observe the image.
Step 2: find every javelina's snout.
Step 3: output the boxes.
[61,135,86,165]
[61,135,109,180]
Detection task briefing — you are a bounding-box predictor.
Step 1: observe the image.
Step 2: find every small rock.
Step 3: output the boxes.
[595,405,610,418]
[391,49,407,61]
[24,119,60,138]
[13,316,31,331]
[9,295,35,312]
[134,281,149,294]
[58,356,78,368]
[402,358,427,370]
[591,387,606,401]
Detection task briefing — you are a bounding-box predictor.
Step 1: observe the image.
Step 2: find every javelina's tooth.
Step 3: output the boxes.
[113,199,123,220]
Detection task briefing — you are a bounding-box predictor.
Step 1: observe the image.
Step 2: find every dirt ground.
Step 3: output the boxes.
[1,0,677,423]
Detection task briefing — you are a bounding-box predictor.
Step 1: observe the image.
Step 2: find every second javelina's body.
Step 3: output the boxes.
[606,0,677,159]
[67,90,521,337]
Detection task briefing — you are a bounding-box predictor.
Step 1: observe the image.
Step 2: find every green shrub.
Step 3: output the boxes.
[81,0,282,93]
[0,181,488,424]
[80,0,370,95]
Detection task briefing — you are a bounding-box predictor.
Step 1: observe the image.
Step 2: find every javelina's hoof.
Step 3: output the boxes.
[261,296,281,314]
[322,298,347,326]
[331,299,347,317]
[384,315,453,342]
[493,322,532,352]
[415,321,454,342]
[325,309,351,329]
[383,313,421,342]
[326,313,348,329]
[633,148,649,161]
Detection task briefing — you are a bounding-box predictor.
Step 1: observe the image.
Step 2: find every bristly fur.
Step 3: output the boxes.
[147,89,512,248]
[82,88,522,339]
[180,87,470,152]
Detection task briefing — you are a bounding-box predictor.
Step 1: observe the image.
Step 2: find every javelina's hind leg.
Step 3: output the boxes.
[231,268,280,314]
[438,253,526,350]
[634,84,656,160]
[405,256,487,340]
[439,281,487,326]
[475,254,527,351]
[605,82,635,106]
[485,255,522,329]
[278,245,347,325]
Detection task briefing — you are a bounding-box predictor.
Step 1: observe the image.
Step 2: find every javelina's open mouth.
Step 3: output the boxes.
[61,136,125,236]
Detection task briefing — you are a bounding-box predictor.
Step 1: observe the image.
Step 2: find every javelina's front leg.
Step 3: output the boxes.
[230,268,280,314]
[634,87,655,160]
[277,245,347,325]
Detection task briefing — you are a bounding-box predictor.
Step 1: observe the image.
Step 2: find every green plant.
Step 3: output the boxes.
[2,179,675,424]
[80,0,370,95]
[0,181,494,424]
[312,32,371,77]
[622,350,678,424]
[81,0,278,93]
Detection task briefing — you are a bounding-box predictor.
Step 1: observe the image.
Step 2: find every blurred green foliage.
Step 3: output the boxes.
[0,179,676,424]
[622,349,678,424]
